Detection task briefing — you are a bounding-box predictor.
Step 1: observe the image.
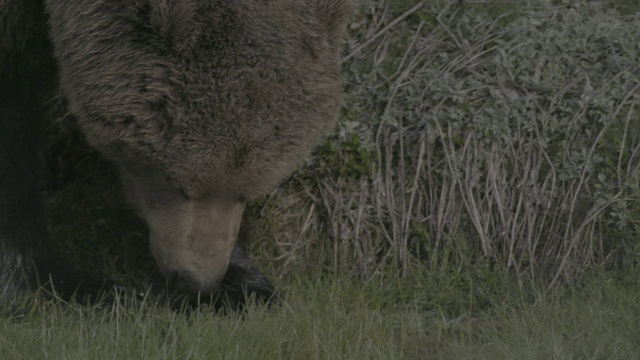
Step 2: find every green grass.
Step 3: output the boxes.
[2,272,639,359]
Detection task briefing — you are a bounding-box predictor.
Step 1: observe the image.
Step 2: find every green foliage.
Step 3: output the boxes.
[601,0,640,15]
[314,132,373,179]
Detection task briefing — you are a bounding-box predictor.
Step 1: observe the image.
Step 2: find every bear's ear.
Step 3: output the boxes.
[145,0,198,52]
[315,0,354,49]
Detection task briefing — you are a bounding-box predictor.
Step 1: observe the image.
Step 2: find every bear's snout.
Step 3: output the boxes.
[145,198,245,295]
[122,191,244,298]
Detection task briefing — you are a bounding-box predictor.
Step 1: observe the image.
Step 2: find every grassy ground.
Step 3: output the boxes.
[1,272,639,359]
[13,0,640,358]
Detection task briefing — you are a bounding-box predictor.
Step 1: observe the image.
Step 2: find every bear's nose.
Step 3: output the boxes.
[170,270,222,295]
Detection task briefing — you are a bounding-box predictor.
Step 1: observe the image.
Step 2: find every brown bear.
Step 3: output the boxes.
[0,0,352,312]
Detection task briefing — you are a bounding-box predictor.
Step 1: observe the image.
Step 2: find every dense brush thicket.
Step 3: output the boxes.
[253,1,640,285]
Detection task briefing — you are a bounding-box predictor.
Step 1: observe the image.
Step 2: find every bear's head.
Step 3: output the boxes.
[46,0,353,295]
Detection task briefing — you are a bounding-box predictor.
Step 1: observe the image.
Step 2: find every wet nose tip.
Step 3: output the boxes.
[170,270,222,295]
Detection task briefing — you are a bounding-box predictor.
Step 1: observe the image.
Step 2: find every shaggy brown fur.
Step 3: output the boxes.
[0,0,352,312]
[46,0,351,200]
